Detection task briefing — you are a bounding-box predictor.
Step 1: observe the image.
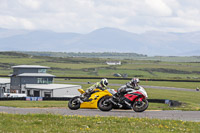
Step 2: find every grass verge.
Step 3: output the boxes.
[0,113,199,133]
[0,101,67,108]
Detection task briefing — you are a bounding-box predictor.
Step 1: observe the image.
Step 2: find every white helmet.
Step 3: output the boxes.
[100,78,108,87]
[131,78,139,86]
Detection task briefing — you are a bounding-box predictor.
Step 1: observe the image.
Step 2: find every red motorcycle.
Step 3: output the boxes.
[97,86,148,112]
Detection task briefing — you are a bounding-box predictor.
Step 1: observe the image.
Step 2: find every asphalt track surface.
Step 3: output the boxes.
[0,106,200,122]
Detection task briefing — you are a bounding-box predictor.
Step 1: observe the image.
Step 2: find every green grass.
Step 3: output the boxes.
[0,101,67,108]
[1,52,200,80]
[146,88,200,111]
[141,81,200,89]
[0,113,199,133]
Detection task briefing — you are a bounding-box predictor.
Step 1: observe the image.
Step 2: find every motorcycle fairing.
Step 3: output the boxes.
[80,90,112,109]
[124,94,137,101]
[78,89,85,94]
[124,92,144,101]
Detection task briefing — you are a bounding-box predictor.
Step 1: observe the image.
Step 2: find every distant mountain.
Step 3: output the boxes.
[0,28,29,38]
[0,27,200,56]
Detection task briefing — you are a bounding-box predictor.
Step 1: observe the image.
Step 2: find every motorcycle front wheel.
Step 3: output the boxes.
[68,96,81,110]
[98,96,113,111]
[132,99,148,112]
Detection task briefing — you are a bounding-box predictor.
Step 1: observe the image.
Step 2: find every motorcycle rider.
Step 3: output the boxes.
[81,78,109,101]
[116,77,140,97]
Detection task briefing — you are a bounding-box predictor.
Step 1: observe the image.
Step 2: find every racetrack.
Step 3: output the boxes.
[1,82,199,122]
[1,106,200,122]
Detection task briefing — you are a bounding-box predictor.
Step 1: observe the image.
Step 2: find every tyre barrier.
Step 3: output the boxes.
[0,97,182,107]
[148,99,182,107]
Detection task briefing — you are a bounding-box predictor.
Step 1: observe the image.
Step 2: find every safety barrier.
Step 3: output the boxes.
[148,99,182,107]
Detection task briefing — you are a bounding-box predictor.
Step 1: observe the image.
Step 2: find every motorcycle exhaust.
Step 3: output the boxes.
[124,101,132,108]
[77,98,84,103]
[109,98,123,108]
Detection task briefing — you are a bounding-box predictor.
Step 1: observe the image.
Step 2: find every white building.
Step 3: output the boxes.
[24,84,81,97]
[0,78,10,97]
[106,61,121,65]
[0,65,82,98]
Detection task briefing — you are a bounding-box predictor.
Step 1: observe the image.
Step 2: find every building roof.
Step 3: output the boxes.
[17,73,55,77]
[12,65,50,69]
[0,78,10,84]
[25,84,81,90]
[106,61,121,63]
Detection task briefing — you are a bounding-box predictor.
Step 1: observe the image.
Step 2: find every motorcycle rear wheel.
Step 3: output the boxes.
[68,96,81,110]
[98,96,113,111]
[132,99,148,112]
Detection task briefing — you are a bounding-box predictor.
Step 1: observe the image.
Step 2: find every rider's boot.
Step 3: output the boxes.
[113,93,123,108]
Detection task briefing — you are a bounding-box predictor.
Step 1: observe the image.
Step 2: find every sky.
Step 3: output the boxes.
[0,0,200,34]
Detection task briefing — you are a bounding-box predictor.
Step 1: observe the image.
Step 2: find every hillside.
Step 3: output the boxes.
[21,51,147,59]
[19,51,200,62]
[1,27,200,56]
[1,52,200,80]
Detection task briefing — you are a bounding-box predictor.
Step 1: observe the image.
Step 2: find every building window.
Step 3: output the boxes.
[37,78,43,84]
[38,69,47,73]
[34,90,40,97]
[37,78,52,84]
[27,90,31,96]
[44,92,51,97]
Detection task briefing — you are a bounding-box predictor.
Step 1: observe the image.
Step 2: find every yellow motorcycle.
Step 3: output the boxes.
[68,88,114,110]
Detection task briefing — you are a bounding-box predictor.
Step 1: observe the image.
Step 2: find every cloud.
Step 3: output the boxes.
[0,0,200,33]
[144,0,172,16]
[0,15,35,30]
[18,0,41,10]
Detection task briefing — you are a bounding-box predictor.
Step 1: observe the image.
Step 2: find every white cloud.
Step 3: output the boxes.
[144,0,172,16]
[0,0,200,33]
[0,15,35,30]
[18,0,41,10]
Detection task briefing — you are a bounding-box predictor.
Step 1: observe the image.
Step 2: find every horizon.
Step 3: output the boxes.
[1,51,199,57]
[1,26,200,35]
